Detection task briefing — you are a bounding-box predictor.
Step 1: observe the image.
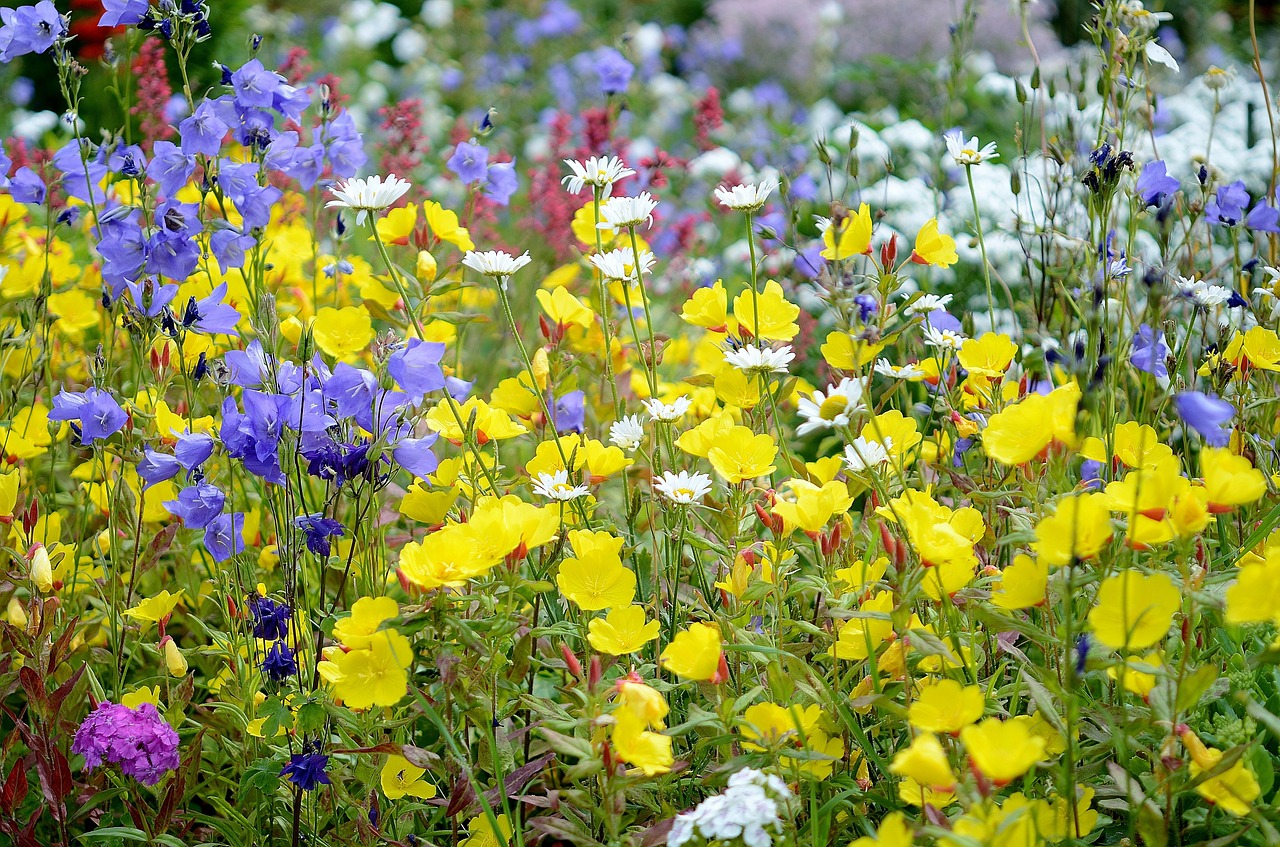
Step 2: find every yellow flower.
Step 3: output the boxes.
[460,814,513,847]
[820,203,873,261]
[889,732,954,789]
[660,622,722,681]
[312,306,374,359]
[329,630,413,710]
[675,409,737,458]
[910,219,957,268]
[961,718,1045,785]
[1225,546,1280,625]
[1222,325,1280,373]
[380,754,438,800]
[740,702,843,778]
[1180,729,1260,816]
[333,595,399,649]
[991,553,1048,610]
[849,812,914,847]
[0,469,19,518]
[616,680,670,729]
[982,385,1080,465]
[957,333,1016,380]
[399,483,459,524]
[908,680,984,734]
[680,279,729,331]
[121,685,161,710]
[48,289,100,337]
[162,637,188,677]
[707,426,777,484]
[425,397,528,443]
[830,591,894,661]
[860,411,923,470]
[732,279,799,341]
[588,605,659,655]
[1080,421,1172,470]
[1107,651,1162,698]
[123,589,184,630]
[556,530,635,610]
[1201,448,1267,513]
[583,439,633,482]
[819,331,885,370]
[771,479,853,534]
[833,556,888,597]
[399,525,501,589]
[423,201,475,251]
[416,250,438,282]
[1088,570,1180,651]
[536,286,593,330]
[29,545,53,593]
[1031,493,1113,567]
[611,707,674,776]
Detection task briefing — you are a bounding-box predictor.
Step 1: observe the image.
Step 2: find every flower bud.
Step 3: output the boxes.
[416,250,438,282]
[162,636,188,677]
[7,596,28,629]
[29,545,53,593]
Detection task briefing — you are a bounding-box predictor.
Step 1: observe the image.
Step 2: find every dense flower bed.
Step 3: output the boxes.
[2,1,1280,845]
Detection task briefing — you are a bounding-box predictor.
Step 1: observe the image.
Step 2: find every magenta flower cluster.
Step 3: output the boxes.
[71,701,181,786]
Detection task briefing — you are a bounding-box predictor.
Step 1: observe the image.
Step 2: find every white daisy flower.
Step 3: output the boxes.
[904,293,954,314]
[922,325,967,350]
[462,250,532,286]
[844,436,893,472]
[597,192,659,231]
[653,470,713,505]
[325,174,412,222]
[642,396,691,423]
[562,155,636,197]
[874,358,926,380]
[532,470,589,502]
[944,129,999,166]
[1173,275,1232,308]
[723,344,795,376]
[796,378,865,437]
[609,415,646,451]
[714,177,778,213]
[590,248,656,283]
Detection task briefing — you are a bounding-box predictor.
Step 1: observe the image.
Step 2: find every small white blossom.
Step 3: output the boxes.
[590,248,656,283]
[609,415,645,451]
[1173,275,1232,308]
[1203,66,1235,91]
[642,396,691,423]
[462,250,532,286]
[723,344,795,376]
[922,325,967,350]
[562,155,636,197]
[653,470,713,505]
[326,174,412,222]
[944,129,998,166]
[597,192,659,231]
[874,359,926,380]
[905,293,954,315]
[844,436,893,472]
[669,768,795,847]
[796,378,865,437]
[531,470,589,502]
[714,177,778,212]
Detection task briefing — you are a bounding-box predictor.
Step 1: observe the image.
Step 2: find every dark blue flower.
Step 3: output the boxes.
[294,513,345,558]
[248,595,292,640]
[280,751,330,791]
[260,639,297,683]
[1174,391,1235,447]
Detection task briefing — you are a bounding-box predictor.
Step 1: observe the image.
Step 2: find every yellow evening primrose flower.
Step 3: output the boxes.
[1031,492,1113,567]
[123,589,184,630]
[910,219,958,268]
[571,200,611,247]
[680,279,729,331]
[48,289,101,337]
[611,707,674,776]
[312,305,375,359]
[1224,546,1280,625]
[830,591,895,661]
[992,553,1049,610]
[467,496,559,561]
[617,680,670,728]
[1080,421,1173,470]
[588,605,660,655]
[1201,447,1267,512]
[425,397,528,443]
[162,637,188,677]
[908,679,984,734]
[889,732,955,789]
[1107,651,1162,698]
[675,410,737,458]
[771,479,853,535]
[583,439,633,482]
[820,203,873,261]
[740,701,844,778]
[1180,728,1260,816]
[819,331,885,371]
[1222,325,1280,373]
[422,201,475,251]
[1088,570,1181,651]
[660,622,722,681]
[536,286,593,330]
[333,595,399,648]
[982,385,1080,465]
[957,333,1016,380]
[849,812,914,847]
[380,754,438,801]
[121,685,161,710]
[399,482,459,524]
[399,525,502,590]
[859,410,924,470]
[961,718,1046,785]
[0,468,19,518]
[556,530,635,610]
[707,426,778,484]
[834,556,889,597]
[732,279,799,341]
[328,630,413,710]
[460,813,513,847]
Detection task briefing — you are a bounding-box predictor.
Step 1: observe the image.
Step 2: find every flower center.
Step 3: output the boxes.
[818,394,849,421]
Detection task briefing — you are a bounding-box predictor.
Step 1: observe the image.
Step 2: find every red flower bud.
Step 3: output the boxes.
[560,643,582,678]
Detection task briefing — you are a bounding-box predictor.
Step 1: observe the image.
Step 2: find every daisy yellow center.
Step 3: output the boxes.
[819,394,849,420]
[673,487,695,500]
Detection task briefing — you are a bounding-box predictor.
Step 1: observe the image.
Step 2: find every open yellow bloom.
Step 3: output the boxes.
[536,286,593,330]
[821,203,873,261]
[961,718,1045,785]
[660,622,722,680]
[889,732,954,789]
[1031,493,1113,567]
[992,553,1048,609]
[982,384,1080,465]
[1181,729,1260,816]
[556,530,635,610]
[908,679,984,734]
[680,279,728,332]
[333,595,398,649]
[380,754,438,800]
[910,219,957,268]
[328,630,413,710]
[771,479,853,534]
[1088,570,1180,651]
[957,333,1016,380]
[587,605,659,655]
[707,426,778,484]
[732,279,799,341]
[123,589,184,630]
[1201,448,1267,512]
[312,305,375,359]
[425,397,528,443]
[831,591,895,661]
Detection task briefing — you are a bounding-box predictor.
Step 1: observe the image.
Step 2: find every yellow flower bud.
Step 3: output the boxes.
[29,546,53,593]
[163,637,188,677]
[532,347,550,390]
[6,596,28,628]
[416,250,438,282]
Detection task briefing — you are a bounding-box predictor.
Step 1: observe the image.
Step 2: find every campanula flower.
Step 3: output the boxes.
[447,141,489,184]
[1174,391,1235,446]
[48,388,128,442]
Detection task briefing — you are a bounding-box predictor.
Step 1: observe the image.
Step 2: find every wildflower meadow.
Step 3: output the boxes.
[3,0,1280,844]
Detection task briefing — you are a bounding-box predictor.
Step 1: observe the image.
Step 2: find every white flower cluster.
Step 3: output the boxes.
[669,768,794,847]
